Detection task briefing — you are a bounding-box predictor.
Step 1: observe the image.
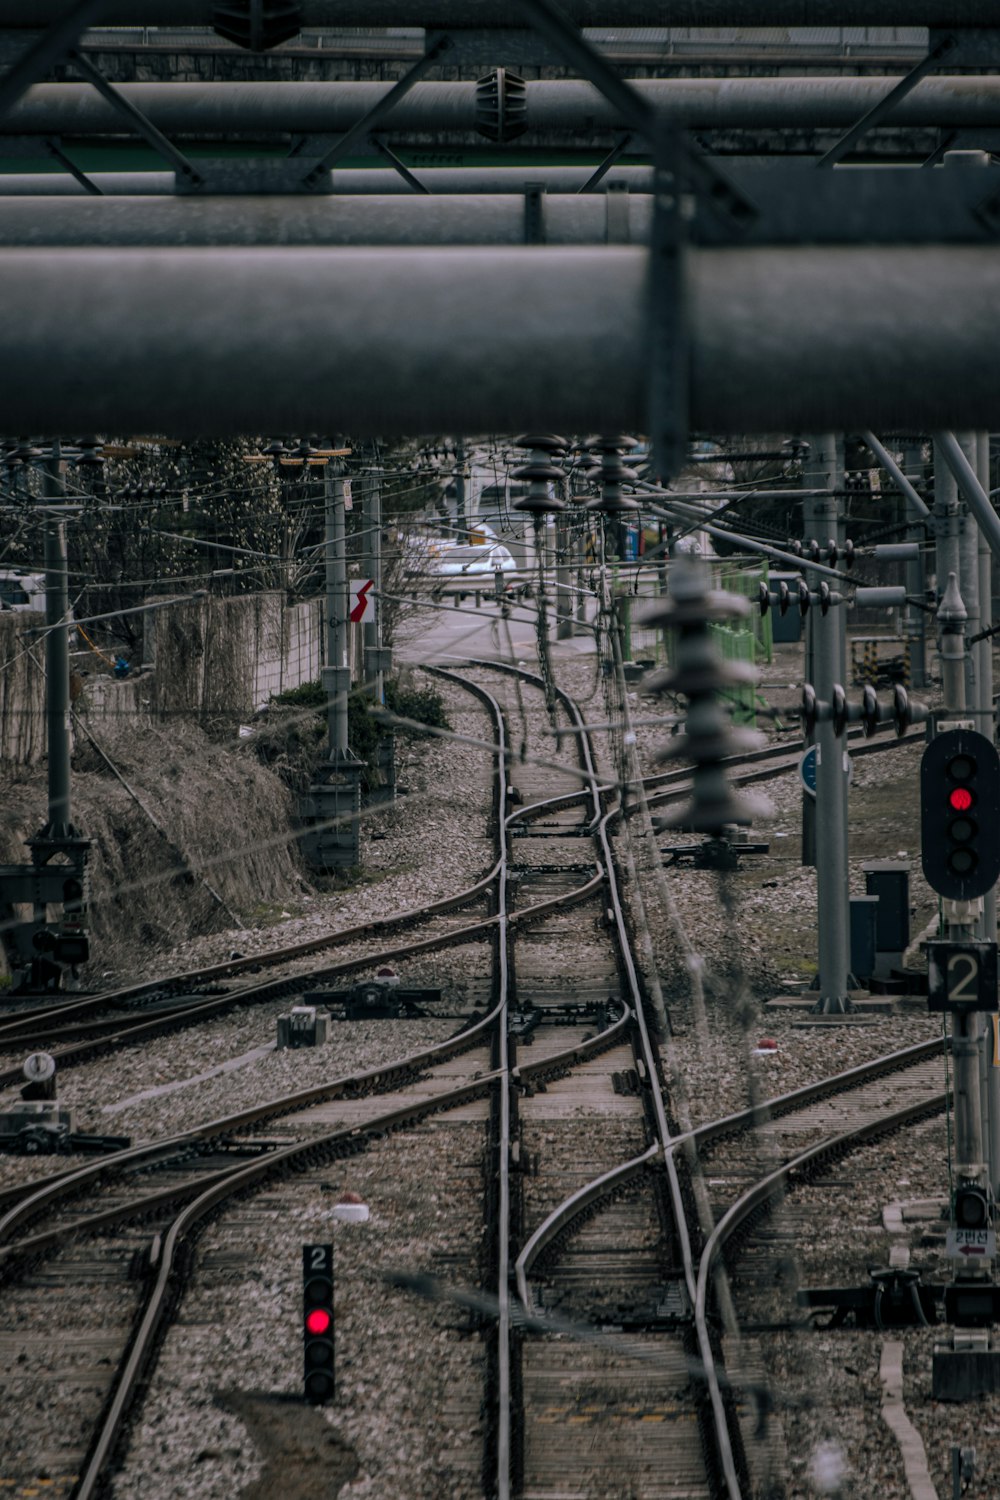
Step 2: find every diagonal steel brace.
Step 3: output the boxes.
[300,34,452,190]
[68,48,203,187]
[817,32,958,168]
[367,135,429,195]
[0,0,106,126]
[512,0,754,232]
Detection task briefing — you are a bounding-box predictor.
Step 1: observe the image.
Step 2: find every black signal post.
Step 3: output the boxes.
[302,1243,335,1403]
[920,729,1000,902]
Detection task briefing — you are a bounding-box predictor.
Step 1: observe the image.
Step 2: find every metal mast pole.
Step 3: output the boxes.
[937,574,987,1195]
[808,434,851,1013]
[41,441,72,839]
[324,461,349,759]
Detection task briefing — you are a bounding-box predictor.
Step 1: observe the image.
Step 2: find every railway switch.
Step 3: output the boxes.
[304,980,442,1020]
[921,729,1000,901]
[302,1243,335,1403]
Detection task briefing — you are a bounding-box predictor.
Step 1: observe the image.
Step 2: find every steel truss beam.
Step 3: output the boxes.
[4,2,998,25]
[5,78,1000,137]
[1,245,999,435]
[0,167,654,194]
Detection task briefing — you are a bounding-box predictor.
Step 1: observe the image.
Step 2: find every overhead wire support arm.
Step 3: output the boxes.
[299,34,453,190]
[861,430,932,521]
[816,32,958,169]
[66,49,203,188]
[933,428,1000,564]
[0,0,106,125]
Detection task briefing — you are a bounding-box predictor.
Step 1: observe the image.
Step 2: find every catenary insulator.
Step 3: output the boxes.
[74,437,104,467]
[861,683,879,737]
[583,433,639,515]
[512,434,567,515]
[643,551,767,834]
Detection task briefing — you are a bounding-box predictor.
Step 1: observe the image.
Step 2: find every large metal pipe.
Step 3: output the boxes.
[5,77,1000,136]
[0,192,652,244]
[2,245,1000,435]
[0,166,654,196]
[7,2,998,24]
[7,168,1000,244]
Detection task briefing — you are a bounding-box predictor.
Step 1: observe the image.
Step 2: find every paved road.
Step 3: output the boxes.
[395,593,597,667]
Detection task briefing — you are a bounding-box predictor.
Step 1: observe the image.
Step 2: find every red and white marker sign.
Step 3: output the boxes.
[349,579,374,623]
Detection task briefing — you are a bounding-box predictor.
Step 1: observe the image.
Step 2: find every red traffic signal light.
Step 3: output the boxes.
[305,1308,331,1336]
[921,730,1000,900]
[303,1244,335,1403]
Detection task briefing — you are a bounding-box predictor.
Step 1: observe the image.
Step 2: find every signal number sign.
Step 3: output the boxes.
[926,939,998,1013]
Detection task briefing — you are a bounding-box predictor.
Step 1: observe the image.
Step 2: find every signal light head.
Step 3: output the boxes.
[956,1184,990,1231]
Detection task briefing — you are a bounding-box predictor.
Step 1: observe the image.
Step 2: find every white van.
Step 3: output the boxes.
[0,571,45,612]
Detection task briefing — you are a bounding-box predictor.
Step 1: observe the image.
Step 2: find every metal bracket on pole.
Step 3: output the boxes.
[367,135,429,195]
[299,34,453,190]
[523,183,546,244]
[816,32,959,169]
[67,50,204,189]
[861,430,932,522]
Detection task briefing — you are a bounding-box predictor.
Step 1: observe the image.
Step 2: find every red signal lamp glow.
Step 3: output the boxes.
[306,1308,332,1336]
[949,787,974,812]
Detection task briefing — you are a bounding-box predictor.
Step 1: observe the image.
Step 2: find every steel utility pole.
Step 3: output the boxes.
[938,574,988,1202]
[26,439,91,988]
[804,436,851,1013]
[41,445,72,840]
[300,456,362,871]
[362,449,394,800]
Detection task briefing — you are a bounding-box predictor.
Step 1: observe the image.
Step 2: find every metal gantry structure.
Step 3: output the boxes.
[2,0,1000,1409]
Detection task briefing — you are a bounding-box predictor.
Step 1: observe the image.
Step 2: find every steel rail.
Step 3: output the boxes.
[5,77,1000,137]
[429,665,514,1499]
[0,713,919,1064]
[5,246,1000,434]
[68,1067,502,1500]
[0,870,604,1081]
[693,1089,950,1362]
[0,1001,634,1265]
[476,658,746,1494]
[515,1140,660,1312]
[65,971,635,1499]
[516,1034,947,1300]
[0,671,510,1242]
[0,860,502,1033]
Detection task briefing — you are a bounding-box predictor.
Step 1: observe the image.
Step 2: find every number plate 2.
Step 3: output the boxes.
[926,940,999,1012]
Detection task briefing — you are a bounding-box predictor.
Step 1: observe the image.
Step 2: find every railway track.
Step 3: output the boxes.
[452,660,742,1500]
[0,657,945,1500]
[0,709,919,1080]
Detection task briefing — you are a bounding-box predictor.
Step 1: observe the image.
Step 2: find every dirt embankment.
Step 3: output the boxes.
[0,720,307,983]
